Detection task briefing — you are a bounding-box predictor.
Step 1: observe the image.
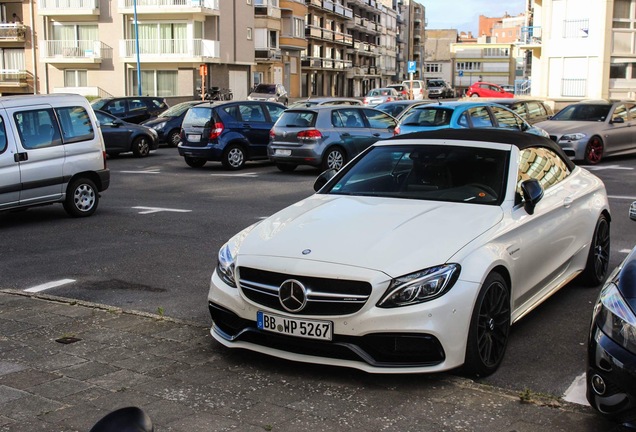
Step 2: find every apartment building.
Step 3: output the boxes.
[0,1,32,96]
[450,41,516,95]
[423,29,457,85]
[522,0,636,101]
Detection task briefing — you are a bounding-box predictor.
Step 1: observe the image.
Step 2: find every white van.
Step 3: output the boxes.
[401,80,427,100]
[0,94,110,217]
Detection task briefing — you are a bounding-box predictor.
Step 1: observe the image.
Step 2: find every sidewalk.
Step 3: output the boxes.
[0,289,629,432]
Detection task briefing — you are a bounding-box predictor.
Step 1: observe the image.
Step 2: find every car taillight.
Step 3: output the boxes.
[102,150,108,168]
[394,126,400,136]
[297,129,322,140]
[269,129,275,139]
[363,98,369,104]
[387,97,393,102]
[209,122,224,140]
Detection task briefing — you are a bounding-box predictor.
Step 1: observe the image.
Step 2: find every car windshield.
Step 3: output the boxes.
[159,102,197,117]
[253,84,276,94]
[551,104,611,121]
[428,80,445,87]
[400,107,453,127]
[276,110,317,127]
[323,144,508,205]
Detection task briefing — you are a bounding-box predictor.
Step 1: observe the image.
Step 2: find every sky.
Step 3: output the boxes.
[418,0,526,35]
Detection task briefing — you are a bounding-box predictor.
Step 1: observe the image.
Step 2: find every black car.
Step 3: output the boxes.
[587,201,636,427]
[177,100,286,170]
[487,98,554,125]
[141,100,200,147]
[95,110,159,157]
[91,96,168,124]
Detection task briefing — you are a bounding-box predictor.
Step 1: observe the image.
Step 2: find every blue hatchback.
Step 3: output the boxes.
[394,101,549,138]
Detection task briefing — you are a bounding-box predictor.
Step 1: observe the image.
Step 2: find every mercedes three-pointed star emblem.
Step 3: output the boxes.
[279,279,307,312]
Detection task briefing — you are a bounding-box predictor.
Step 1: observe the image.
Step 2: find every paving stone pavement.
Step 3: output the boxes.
[0,290,631,432]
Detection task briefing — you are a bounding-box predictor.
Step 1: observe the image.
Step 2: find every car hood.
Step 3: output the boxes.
[534,120,601,134]
[237,194,503,277]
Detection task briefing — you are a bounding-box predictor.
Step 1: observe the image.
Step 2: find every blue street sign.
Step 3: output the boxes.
[458,70,464,77]
[407,61,416,74]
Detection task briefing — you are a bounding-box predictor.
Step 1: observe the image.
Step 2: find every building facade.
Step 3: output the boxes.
[423,29,457,85]
[451,41,516,95]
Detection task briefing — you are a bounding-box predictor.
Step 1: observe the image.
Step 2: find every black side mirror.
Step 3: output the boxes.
[610,117,624,124]
[313,168,338,192]
[521,178,544,215]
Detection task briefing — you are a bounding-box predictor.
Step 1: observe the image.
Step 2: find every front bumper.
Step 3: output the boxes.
[587,325,636,424]
[554,137,586,160]
[207,264,479,373]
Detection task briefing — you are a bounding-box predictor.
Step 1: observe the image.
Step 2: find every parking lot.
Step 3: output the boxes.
[1,145,636,405]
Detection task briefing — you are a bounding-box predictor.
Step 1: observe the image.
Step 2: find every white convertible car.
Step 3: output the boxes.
[208,129,611,376]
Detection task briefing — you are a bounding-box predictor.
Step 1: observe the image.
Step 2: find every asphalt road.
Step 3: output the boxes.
[1,146,635,401]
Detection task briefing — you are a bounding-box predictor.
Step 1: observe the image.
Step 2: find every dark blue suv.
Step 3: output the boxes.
[177,100,286,170]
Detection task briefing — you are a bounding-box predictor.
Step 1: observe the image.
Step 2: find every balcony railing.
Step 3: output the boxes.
[301,56,352,69]
[255,0,281,18]
[39,0,99,15]
[562,78,586,97]
[0,69,29,87]
[255,47,282,60]
[118,0,219,13]
[120,38,219,59]
[520,26,542,45]
[0,24,27,42]
[40,40,103,61]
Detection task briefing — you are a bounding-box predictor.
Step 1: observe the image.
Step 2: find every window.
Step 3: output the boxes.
[490,106,522,130]
[363,109,397,129]
[467,107,493,127]
[562,19,590,38]
[527,102,547,118]
[517,148,570,193]
[425,63,440,73]
[51,23,98,56]
[612,104,629,121]
[55,106,94,144]
[14,109,63,149]
[131,22,187,55]
[0,116,6,153]
[265,104,285,123]
[131,70,177,97]
[64,70,87,87]
[610,63,628,78]
[613,0,635,28]
[456,61,481,71]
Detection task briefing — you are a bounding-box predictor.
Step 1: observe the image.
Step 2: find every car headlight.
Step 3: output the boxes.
[152,122,166,130]
[560,133,586,141]
[267,97,277,102]
[215,223,260,288]
[594,282,636,355]
[377,264,460,308]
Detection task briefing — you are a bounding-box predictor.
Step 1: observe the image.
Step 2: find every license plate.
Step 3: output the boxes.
[257,311,333,341]
[275,149,291,156]
[188,134,201,142]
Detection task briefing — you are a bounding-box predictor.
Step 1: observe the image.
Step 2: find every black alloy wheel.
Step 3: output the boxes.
[579,214,610,286]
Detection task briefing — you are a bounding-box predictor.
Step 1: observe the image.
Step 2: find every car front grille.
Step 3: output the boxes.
[238,267,372,316]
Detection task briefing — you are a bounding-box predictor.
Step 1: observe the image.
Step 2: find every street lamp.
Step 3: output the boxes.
[133,0,142,96]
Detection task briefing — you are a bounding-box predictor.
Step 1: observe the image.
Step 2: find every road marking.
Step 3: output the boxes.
[563,372,589,406]
[607,195,636,200]
[24,279,75,293]
[620,249,632,254]
[132,206,192,215]
[120,170,161,174]
[210,172,258,178]
[586,165,633,171]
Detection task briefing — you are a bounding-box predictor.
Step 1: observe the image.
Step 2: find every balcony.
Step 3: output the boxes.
[255,0,282,19]
[119,38,219,62]
[519,26,542,49]
[39,0,99,17]
[301,56,352,70]
[0,24,27,42]
[40,40,104,64]
[322,0,353,19]
[333,32,352,45]
[255,47,282,61]
[0,69,29,88]
[118,0,219,16]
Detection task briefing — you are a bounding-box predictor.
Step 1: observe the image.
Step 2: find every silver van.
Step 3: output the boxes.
[0,94,110,217]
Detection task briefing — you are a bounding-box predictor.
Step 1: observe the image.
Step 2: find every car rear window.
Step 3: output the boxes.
[277,110,316,127]
[183,107,214,127]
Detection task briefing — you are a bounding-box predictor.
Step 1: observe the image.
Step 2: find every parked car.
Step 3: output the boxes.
[177,100,286,170]
[0,94,109,217]
[501,85,515,94]
[487,98,554,125]
[394,101,550,138]
[465,82,514,98]
[374,100,434,120]
[587,200,636,426]
[288,97,362,109]
[247,84,288,106]
[268,105,397,171]
[208,128,610,376]
[535,100,636,165]
[426,79,455,99]
[387,83,410,100]
[140,100,200,147]
[91,96,168,124]
[363,88,402,106]
[402,79,427,100]
[95,110,159,158]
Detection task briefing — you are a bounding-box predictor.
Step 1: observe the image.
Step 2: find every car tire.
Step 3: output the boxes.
[167,130,181,147]
[578,214,610,286]
[222,144,246,170]
[132,136,151,157]
[276,163,297,172]
[322,147,346,171]
[470,93,479,98]
[463,272,510,377]
[583,136,604,165]
[63,177,99,218]
[184,156,206,168]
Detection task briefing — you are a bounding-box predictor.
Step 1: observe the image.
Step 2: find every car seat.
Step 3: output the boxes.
[346,116,360,128]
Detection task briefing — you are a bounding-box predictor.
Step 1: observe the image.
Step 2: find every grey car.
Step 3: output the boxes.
[248,83,288,106]
[288,97,362,109]
[268,106,397,171]
[535,100,636,164]
[363,87,402,106]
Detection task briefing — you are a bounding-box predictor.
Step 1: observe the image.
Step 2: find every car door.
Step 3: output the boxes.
[237,103,271,157]
[95,111,132,153]
[126,98,149,124]
[0,113,20,209]
[606,103,635,154]
[334,108,373,156]
[362,108,397,149]
[7,104,65,205]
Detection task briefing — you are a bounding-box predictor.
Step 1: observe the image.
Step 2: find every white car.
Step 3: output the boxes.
[208,129,611,376]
